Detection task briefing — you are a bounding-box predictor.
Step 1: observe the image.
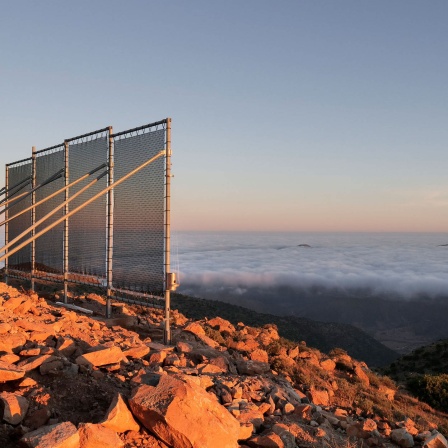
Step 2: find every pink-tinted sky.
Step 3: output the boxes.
[1,1,447,232]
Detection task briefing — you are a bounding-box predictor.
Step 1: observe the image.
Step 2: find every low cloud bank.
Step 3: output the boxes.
[174,232,448,301]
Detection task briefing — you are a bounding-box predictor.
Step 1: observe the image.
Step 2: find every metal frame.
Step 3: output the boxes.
[31,147,36,290]
[2,119,175,344]
[63,140,69,303]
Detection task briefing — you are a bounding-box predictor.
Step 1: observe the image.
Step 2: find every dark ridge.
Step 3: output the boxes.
[171,293,399,367]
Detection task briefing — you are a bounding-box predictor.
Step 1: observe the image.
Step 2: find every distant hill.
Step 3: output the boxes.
[382,339,448,413]
[383,339,448,381]
[172,293,398,367]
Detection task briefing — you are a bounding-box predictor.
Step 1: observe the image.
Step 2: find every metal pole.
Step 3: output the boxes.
[31,147,36,291]
[0,151,165,263]
[4,165,9,285]
[0,190,31,209]
[63,141,69,304]
[164,118,172,345]
[106,126,114,318]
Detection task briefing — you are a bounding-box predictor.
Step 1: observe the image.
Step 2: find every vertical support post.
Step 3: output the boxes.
[63,140,69,303]
[31,147,37,291]
[4,165,9,285]
[106,126,114,318]
[164,118,172,345]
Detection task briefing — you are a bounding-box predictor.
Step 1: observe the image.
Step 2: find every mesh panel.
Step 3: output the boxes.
[35,148,64,273]
[68,137,108,279]
[113,129,165,293]
[8,162,32,269]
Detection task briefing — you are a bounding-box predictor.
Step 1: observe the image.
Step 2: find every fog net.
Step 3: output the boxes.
[113,126,166,294]
[68,134,108,282]
[7,160,32,270]
[35,146,65,274]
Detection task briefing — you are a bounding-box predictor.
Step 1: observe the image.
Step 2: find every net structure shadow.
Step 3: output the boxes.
[2,119,174,339]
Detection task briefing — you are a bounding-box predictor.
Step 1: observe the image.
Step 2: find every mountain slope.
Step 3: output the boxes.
[172,293,398,366]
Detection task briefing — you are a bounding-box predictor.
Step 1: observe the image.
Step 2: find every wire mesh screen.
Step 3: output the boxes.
[35,148,64,273]
[7,161,32,270]
[113,129,166,294]
[68,136,108,280]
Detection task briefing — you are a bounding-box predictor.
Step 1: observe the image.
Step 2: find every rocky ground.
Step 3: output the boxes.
[0,282,448,447]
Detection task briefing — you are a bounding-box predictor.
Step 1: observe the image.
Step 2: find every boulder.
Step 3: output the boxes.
[236,360,270,376]
[307,388,330,406]
[76,346,124,367]
[423,432,448,448]
[0,332,27,353]
[25,407,51,430]
[184,322,205,336]
[207,317,236,334]
[18,355,54,372]
[129,374,240,448]
[21,421,80,448]
[0,360,26,382]
[101,394,140,433]
[0,391,29,424]
[391,428,414,448]
[320,359,336,372]
[249,349,269,363]
[122,345,150,359]
[354,364,369,386]
[78,423,124,448]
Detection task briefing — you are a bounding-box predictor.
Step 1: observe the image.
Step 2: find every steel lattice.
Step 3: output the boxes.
[35,148,64,273]
[7,162,32,270]
[68,137,108,279]
[113,129,165,294]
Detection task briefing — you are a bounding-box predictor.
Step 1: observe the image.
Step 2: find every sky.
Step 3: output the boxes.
[1,1,448,232]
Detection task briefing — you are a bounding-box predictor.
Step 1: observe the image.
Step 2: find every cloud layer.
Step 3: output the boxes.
[173,232,448,300]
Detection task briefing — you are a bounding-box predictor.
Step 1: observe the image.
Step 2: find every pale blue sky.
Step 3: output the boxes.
[1,1,447,231]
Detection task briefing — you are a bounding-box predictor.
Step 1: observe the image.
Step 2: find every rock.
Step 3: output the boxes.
[236,360,270,376]
[122,345,150,359]
[21,421,80,448]
[184,322,205,336]
[423,432,448,448]
[287,346,299,359]
[0,391,29,424]
[320,359,336,372]
[247,430,295,448]
[378,385,395,401]
[0,322,12,334]
[237,405,264,431]
[271,424,297,448]
[0,360,26,382]
[18,355,54,372]
[76,346,124,367]
[129,375,240,448]
[294,403,313,420]
[56,338,77,357]
[78,423,124,448]
[307,388,330,406]
[249,349,269,363]
[207,317,236,334]
[40,359,64,375]
[391,428,414,448]
[354,364,370,386]
[101,394,140,433]
[346,420,377,439]
[176,341,193,353]
[0,332,27,353]
[3,295,28,310]
[19,377,38,387]
[25,407,51,429]
[0,353,20,364]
